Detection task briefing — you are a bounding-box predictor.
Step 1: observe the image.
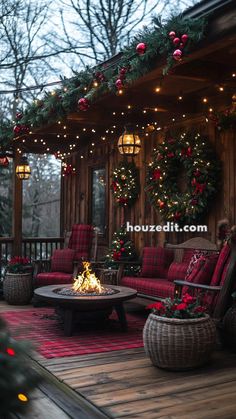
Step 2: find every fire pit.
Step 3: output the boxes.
[34,262,137,336]
[57,262,117,297]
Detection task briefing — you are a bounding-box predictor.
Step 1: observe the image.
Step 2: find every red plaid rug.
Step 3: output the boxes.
[1,308,146,359]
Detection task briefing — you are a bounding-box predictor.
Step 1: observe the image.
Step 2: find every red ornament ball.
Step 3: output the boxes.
[115,79,123,89]
[173,49,182,61]
[173,37,180,46]
[13,124,22,135]
[136,42,147,55]
[15,112,23,120]
[78,97,89,111]
[169,31,176,39]
[119,68,127,78]
[181,34,188,43]
[120,240,124,245]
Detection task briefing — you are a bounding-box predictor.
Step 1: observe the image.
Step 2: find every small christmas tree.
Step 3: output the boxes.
[105,226,140,274]
[0,317,40,417]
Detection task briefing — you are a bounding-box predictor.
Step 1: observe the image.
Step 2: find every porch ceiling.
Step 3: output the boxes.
[14,12,236,155]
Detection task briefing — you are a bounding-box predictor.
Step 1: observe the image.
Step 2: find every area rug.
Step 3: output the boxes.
[1,308,146,359]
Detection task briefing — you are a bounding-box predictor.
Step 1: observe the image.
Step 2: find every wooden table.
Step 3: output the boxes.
[34,284,137,336]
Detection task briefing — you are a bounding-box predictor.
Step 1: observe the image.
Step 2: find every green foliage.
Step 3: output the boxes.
[111,161,139,207]
[104,226,139,273]
[0,318,40,416]
[0,15,206,151]
[145,131,221,225]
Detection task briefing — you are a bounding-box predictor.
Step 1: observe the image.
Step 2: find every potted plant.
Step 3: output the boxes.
[143,293,216,370]
[3,257,33,305]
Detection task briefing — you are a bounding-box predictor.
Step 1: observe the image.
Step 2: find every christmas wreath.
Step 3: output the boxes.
[111,161,139,207]
[145,132,220,225]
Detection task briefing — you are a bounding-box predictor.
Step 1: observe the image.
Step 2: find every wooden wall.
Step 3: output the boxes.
[61,118,236,258]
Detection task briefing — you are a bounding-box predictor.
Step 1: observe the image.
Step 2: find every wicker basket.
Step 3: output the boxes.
[3,273,33,305]
[143,313,216,370]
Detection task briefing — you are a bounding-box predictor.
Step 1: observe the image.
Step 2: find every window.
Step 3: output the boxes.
[91,168,106,234]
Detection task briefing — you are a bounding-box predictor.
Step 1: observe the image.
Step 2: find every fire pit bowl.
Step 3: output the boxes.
[34,284,137,336]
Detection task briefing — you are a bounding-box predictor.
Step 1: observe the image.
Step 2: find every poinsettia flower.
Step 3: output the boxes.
[175,303,188,310]
[182,294,195,304]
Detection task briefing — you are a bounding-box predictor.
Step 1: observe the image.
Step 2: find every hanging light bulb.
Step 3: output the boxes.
[117,124,141,156]
[16,155,31,180]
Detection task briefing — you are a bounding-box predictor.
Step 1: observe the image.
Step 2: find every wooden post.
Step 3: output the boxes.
[12,150,23,256]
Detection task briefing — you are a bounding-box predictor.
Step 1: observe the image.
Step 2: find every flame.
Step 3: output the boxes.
[72,261,104,294]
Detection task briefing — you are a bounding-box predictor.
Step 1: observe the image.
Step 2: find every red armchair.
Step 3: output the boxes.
[34,224,97,287]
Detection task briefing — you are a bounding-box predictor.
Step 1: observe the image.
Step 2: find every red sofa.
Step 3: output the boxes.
[121,244,230,303]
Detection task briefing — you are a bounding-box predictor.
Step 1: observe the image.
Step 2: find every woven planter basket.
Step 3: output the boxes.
[143,313,216,370]
[3,273,33,305]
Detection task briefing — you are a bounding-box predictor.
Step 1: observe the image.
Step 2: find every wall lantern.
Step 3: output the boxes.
[16,155,31,180]
[117,124,141,156]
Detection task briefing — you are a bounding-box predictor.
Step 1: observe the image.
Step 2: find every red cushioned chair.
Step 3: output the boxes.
[34,224,98,287]
[174,239,236,320]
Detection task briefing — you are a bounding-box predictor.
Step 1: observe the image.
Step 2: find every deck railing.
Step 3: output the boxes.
[0,237,64,278]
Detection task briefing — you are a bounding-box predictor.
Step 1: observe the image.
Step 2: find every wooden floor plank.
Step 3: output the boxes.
[104,381,236,418]
[87,371,236,408]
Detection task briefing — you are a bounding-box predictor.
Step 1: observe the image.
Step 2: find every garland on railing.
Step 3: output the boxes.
[209,109,236,131]
[111,161,139,207]
[145,131,220,225]
[0,15,206,153]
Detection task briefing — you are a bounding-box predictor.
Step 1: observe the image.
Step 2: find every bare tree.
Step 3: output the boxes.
[59,0,199,64]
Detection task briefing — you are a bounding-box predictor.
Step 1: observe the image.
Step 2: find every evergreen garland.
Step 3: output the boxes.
[145,131,220,225]
[0,15,206,152]
[0,318,40,416]
[111,161,139,207]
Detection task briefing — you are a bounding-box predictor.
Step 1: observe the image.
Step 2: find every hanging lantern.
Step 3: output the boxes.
[16,156,31,180]
[0,156,9,167]
[118,125,141,156]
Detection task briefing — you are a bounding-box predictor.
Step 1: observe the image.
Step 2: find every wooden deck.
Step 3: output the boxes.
[1,301,236,418]
[36,347,236,419]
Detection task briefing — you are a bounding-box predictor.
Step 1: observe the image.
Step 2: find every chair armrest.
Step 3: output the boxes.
[33,259,51,277]
[174,280,222,293]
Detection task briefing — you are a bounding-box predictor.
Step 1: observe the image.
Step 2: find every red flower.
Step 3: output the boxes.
[175,303,187,310]
[182,293,195,304]
[147,302,165,313]
[152,169,161,180]
[194,306,206,313]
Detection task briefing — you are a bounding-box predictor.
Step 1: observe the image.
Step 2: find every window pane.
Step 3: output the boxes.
[91,168,106,234]
[22,154,61,237]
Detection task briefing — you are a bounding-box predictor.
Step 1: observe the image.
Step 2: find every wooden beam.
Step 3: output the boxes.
[12,150,22,256]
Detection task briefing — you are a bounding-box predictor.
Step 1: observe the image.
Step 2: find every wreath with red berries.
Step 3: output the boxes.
[111,161,139,207]
[145,132,220,225]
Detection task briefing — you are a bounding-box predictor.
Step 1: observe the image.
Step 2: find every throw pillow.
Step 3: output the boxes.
[141,246,174,278]
[51,248,76,273]
[167,262,189,282]
[186,254,218,286]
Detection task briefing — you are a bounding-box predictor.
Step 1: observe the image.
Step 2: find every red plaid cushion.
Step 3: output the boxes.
[51,248,75,273]
[68,224,94,260]
[141,247,174,278]
[167,262,189,282]
[182,249,195,263]
[210,244,230,286]
[121,277,175,299]
[186,254,218,285]
[35,272,73,287]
